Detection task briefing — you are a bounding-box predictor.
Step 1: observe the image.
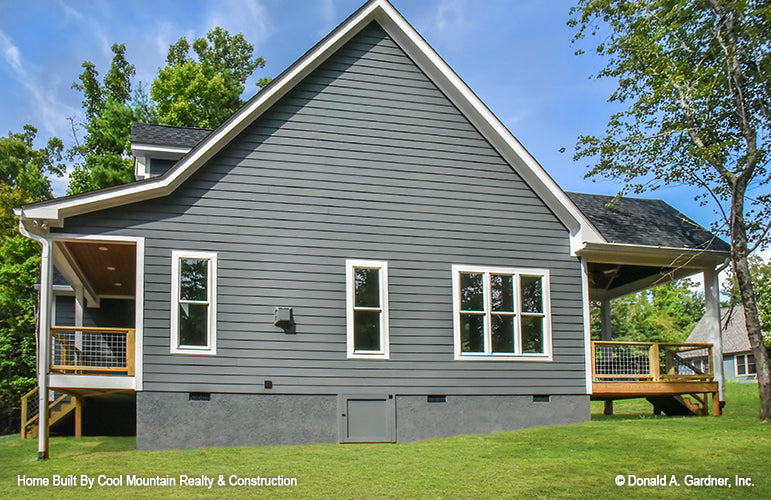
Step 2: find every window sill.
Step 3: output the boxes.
[454,353,553,361]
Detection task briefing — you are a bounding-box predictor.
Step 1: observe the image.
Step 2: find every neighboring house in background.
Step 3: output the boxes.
[17,0,730,453]
[686,306,761,383]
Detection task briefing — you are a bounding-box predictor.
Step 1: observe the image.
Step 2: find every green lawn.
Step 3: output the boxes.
[1,383,767,499]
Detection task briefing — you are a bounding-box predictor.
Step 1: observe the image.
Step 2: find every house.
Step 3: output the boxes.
[16,0,731,455]
[686,306,761,383]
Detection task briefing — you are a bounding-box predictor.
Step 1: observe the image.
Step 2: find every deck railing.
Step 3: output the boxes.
[50,326,135,376]
[591,341,713,382]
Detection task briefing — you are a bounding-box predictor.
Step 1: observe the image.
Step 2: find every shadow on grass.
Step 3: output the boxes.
[90,436,136,453]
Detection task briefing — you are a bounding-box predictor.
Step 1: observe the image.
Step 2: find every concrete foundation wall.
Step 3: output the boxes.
[137,391,589,450]
[136,392,338,450]
[396,395,589,442]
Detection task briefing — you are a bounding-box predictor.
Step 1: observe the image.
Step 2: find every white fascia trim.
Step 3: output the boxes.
[130,144,191,155]
[15,1,384,229]
[346,259,390,359]
[577,242,730,267]
[374,1,604,253]
[49,375,135,391]
[16,0,601,254]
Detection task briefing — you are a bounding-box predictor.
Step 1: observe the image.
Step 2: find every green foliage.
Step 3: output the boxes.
[570,0,771,418]
[0,235,40,433]
[591,279,705,342]
[131,82,157,124]
[152,27,267,128]
[0,125,63,434]
[69,44,137,194]
[569,0,770,240]
[0,125,65,204]
[723,254,771,347]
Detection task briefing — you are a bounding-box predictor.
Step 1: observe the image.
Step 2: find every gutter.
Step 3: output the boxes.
[17,216,52,459]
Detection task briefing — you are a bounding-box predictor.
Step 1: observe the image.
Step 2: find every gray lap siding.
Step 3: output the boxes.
[55,23,586,396]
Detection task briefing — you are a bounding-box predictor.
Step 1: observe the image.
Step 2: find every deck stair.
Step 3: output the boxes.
[646,394,709,416]
[20,387,79,439]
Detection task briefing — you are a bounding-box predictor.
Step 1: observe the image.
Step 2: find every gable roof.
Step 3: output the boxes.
[130,123,211,149]
[567,192,730,252]
[686,306,756,355]
[16,0,603,253]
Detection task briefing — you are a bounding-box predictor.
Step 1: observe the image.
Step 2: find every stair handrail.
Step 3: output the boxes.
[20,387,69,439]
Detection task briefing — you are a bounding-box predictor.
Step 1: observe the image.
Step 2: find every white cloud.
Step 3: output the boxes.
[1,31,23,73]
[0,29,79,139]
[425,0,468,37]
[203,0,273,47]
[318,0,336,35]
[57,0,84,20]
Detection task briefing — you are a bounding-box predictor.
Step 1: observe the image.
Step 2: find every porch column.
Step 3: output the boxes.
[600,299,614,414]
[74,285,84,355]
[37,236,53,459]
[600,299,612,341]
[704,267,724,403]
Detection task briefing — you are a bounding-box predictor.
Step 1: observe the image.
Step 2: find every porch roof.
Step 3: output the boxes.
[567,193,730,300]
[567,192,730,252]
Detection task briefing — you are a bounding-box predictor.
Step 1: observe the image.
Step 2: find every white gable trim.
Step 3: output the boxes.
[16,0,603,252]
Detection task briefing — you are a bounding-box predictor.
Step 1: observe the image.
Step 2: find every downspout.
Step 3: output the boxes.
[17,215,52,460]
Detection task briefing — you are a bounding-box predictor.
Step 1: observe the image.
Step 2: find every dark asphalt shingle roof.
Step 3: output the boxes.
[567,192,730,252]
[130,122,212,149]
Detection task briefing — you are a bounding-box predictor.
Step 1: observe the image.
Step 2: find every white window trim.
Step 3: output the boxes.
[452,265,552,361]
[346,259,390,359]
[170,250,217,355]
[735,354,756,376]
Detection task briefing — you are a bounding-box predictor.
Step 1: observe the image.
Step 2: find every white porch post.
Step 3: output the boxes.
[704,267,724,402]
[74,285,84,358]
[36,236,53,459]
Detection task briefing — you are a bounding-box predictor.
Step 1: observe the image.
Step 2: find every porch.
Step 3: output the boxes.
[590,341,720,416]
[22,236,143,447]
[568,193,732,416]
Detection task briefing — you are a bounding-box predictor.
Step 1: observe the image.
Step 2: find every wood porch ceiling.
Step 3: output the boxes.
[59,241,135,296]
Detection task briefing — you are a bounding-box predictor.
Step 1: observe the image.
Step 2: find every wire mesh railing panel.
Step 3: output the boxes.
[592,342,714,381]
[50,328,131,372]
[662,345,712,378]
[594,344,651,378]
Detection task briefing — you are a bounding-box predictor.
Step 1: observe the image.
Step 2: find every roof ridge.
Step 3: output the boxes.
[132,122,213,132]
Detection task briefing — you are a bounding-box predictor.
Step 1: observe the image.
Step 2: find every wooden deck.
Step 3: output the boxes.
[589,341,721,416]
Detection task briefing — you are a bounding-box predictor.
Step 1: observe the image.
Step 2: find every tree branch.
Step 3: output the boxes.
[748,220,771,254]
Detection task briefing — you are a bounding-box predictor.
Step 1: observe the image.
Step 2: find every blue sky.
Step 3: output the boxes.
[0,0,739,242]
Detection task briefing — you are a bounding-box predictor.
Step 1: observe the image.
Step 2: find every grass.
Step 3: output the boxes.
[1,383,767,499]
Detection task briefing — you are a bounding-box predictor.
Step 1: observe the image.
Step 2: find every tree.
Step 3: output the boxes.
[152,27,268,128]
[0,125,64,434]
[569,0,771,418]
[68,44,137,194]
[591,279,705,342]
[723,254,771,348]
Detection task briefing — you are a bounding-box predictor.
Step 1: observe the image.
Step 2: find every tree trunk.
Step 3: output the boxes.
[731,184,771,421]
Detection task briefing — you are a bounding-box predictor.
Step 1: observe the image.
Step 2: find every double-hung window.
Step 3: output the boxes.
[452,265,551,360]
[346,260,389,359]
[736,354,756,376]
[171,250,217,355]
